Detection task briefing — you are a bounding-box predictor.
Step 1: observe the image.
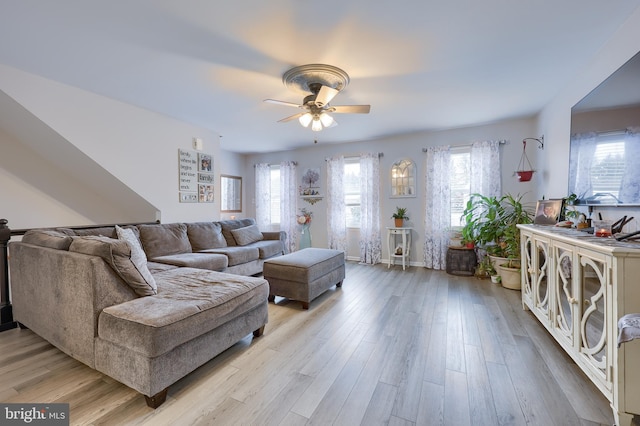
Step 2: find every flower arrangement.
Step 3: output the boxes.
[297,208,313,225]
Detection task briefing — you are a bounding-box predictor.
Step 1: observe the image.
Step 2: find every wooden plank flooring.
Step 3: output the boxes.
[0,262,616,425]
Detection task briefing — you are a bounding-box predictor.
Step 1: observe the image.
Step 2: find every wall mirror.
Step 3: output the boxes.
[569,50,640,206]
[220,175,242,212]
[391,158,416,197]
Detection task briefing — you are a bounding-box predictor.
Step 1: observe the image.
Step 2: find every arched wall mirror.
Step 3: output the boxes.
[220,175,242,212]
[391,158,416,198]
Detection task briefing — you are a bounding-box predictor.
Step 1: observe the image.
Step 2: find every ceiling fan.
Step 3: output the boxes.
[264,64,371,132]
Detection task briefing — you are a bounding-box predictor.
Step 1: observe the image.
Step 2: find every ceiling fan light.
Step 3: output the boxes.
[311,118,323,132]
[298,113,313,127]
[319,112,335,127]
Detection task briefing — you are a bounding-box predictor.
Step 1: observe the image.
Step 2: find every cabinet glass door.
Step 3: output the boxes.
[578,254,607,373]
[554,245,574,342]
[534,240,550,320]
[522,234,533,301]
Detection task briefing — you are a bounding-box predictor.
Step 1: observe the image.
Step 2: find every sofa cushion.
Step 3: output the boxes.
[186,222,227,251]
[220,218,256,246]
[98,268,268,357]
[21,229,73,250]
[231,224,264,246]
[149,253,228,271]
[138,223,192,259]
[57,226,140,240]
[70,234,157,296]
[198,246,259,266]
[251,239,285,259]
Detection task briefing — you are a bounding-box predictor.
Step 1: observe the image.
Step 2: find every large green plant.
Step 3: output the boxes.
[461,193,533,259]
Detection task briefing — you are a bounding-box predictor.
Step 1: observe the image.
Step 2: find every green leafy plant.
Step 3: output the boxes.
[392,207,409,220]
[563,193,580,221]
[461,193,534,259]
[475,255,496,278]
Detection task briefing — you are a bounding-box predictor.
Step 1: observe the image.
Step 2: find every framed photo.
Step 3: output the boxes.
[534,199,562,225]
[300,167,321,196]
[198,184,214,203]
[198,153,213,173]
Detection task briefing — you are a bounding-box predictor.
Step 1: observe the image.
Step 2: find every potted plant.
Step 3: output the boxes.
[475,255,495,279]
[461,192,534,288]
[392,207,409,227]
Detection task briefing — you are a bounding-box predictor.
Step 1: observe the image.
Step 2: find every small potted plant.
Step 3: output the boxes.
[392,207,409,227]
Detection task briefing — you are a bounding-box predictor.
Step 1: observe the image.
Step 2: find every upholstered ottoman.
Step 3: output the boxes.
[263,248,345,309]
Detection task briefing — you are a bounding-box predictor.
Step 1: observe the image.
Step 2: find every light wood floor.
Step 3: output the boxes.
[0,262,617,425]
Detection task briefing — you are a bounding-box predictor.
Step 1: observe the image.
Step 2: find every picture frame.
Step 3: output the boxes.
[300,167,321,196]
[198,153,213,173]
[198,184,214,203]
[534,199,563,225]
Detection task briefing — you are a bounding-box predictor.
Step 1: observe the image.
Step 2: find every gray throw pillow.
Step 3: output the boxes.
[137,223,192,259]
[116,225,158,295]
[187,222,227,251]
[230,224,264,246]
[22,229,73,250]
[69,234,157,296]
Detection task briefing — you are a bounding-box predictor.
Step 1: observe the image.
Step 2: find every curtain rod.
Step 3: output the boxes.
[253,161,298,167]
[325,152,384,161]
[421,140,507,152]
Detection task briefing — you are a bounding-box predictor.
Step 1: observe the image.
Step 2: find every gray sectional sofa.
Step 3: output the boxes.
[8,219,285,408]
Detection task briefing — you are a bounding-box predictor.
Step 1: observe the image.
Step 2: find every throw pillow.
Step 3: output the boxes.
[115,225,157,295]
[186,222,227,251]
[137,223,192,259]
[22,229,73,250]
[69,235,157,296]
[230,224,264,246]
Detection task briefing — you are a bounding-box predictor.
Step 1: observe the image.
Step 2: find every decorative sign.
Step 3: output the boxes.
[178,149,198,193]
[198,173,215,184]
[179,192,198,203]
[179,149,214,203]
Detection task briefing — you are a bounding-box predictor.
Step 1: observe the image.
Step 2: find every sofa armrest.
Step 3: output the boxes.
[262,231,286,242]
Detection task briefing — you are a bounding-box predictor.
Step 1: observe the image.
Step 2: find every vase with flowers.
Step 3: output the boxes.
[297,208,313,249]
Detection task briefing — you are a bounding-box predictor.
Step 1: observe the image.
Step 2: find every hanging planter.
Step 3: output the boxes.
[516,139,535,182]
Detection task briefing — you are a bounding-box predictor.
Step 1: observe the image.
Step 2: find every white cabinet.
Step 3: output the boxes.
[519,224,640,426]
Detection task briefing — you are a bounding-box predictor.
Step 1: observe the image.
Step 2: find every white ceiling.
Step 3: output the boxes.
[1,1,638,153]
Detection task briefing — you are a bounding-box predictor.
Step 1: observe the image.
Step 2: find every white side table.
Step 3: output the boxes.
[387,227,412,270]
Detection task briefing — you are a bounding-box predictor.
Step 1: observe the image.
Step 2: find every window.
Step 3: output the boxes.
[344,158,361,228]
[269,165,280,224]
[590,136,625,200]
[450,149,471,227]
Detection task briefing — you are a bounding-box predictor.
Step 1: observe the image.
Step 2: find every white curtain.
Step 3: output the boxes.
[424,146,451,270]
[359,153,381,264]
[280,161,298,253]
[568,132,597,200]
[254,163,271,230]
[327,156,347,253]
[470,140,501,197]
[619,128,640,203]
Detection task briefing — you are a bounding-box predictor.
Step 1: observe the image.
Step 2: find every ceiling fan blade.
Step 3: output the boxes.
[278,112,305,123]
[264,99,301,108]
[331,105,371,114]
[314,86,339,107]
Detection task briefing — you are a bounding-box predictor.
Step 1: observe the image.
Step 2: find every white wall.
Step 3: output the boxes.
[0,65,227,228]
[244,116,537,263]
[537,7,640,232]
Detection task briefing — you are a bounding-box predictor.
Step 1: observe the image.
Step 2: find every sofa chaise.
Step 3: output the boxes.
[8,219,285,408]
